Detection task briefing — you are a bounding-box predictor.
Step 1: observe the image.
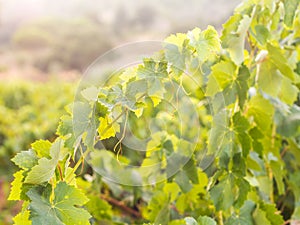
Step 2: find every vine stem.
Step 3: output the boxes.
[280,145,289,158]
[266,162,274,203]
[57,164,64,181]
[100,194,142,218]
[115,109,128,162]
[282,220,291,225]
[65,149,91,183]
[218,211,224,225]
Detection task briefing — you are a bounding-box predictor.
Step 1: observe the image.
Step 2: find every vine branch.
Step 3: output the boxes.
[100,194,142,218]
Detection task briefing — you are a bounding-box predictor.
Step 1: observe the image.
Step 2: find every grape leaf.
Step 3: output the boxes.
[210,173,235,210]
[260,202,284,225]
[233,112,251,156]
[279,77,298,105]
[146,191,170,224]
[31,140,52,158]
[221,13,252,65]
[198,216,217,225]
[253,202,284,225]
[289,172,300,220]
[85,195,112,221]
[276,105,300,137]
[98,115,120,140]
[247,94,274,130]
[73,101,93,139]
[266,43,295,81]
[207,110,230,155]
[206,60,237,97]
[125,79,147,101]
[12,149,38,170]
[270,161,285,195]
[210,173,250,210]
[225,201,255,225]
[13,202,32,225]
[253,207,272,225]
[236,65,250,108]
[25,139,63,184]
[56,115,76,150]
[254,25,270,45]
[81,86,99,101]
[137,58,168,78]
[184,217,198,225]
[257,60,282,97]
[174,170,193,193]
[8,170,24,200]
[189,26,221,62]
[27,182,91,225]
[164,33,189,75]
[283,0,299,27]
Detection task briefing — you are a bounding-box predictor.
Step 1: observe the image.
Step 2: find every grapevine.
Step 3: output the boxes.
[9,0,300,224]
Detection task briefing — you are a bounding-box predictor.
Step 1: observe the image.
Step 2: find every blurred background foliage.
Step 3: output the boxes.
[0,0,239,76]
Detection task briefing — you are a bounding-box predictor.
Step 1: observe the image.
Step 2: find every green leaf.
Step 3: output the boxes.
[289,172,300,220]
[189,26,221,62]
[163,182,180,202]
[8,170,24,201]
[73,101,92,139]
[13,202,32,225]
[125,79,147,100]
[184,217,198,225]
[98,115,120,140]
[206,60,237,97]
[175,170,193,193]
[146,191,170,225]
[225,201,255,225]
[81,86,99,101]
[207,110,229,155]
[236,65,250,108]
[183,157,199,184]
[266,43,295,81]
[247,94,274,130]
[12,149,38,170]
[221,13,252,65]
[253,202,284,225]
[276,106,300,137]
[257,60,282,97]
[25,139,63,184]
[197,216,217,225]
[210,173,250,210]
[270,161,285,195]
[233,112,251,156]
[279,77,298,105]
[206,62,249,106]
[253,207,272,225]
[85,195,112,221]
[137,58,168,78]
[249,127,264,156]
[164,33,189,74]
[283,0,299,27]
[27,182,91,225]
[260,202,284,225]
[210,174,235,210]
[56,115,76,150]
[31,140,52,158]
[254,25,270,45]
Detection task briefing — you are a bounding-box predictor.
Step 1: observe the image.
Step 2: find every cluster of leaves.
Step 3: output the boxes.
[0,81,74,224]
[9,0,300,224]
